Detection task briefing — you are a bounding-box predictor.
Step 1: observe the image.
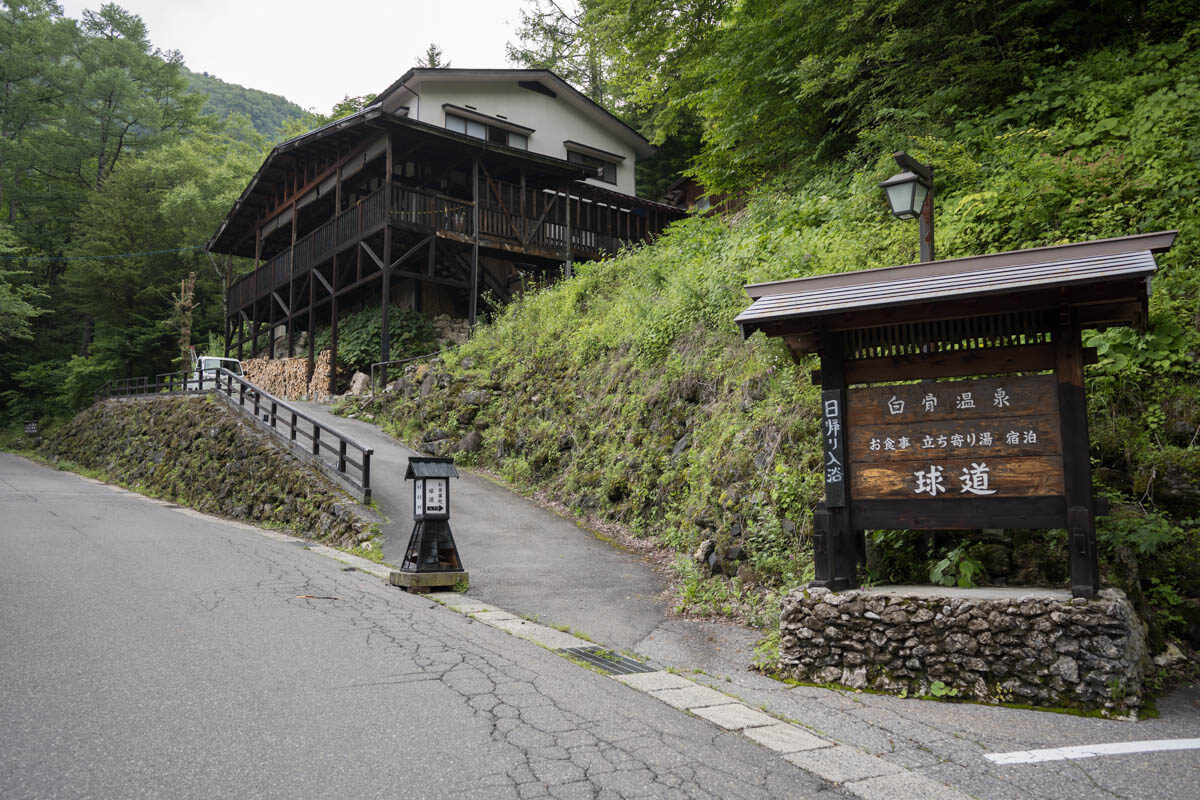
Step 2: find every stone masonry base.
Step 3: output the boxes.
[779,586,1147,713]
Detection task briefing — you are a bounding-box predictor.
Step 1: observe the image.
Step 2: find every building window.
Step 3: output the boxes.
[446,113,527,150]
[567,150,617,184]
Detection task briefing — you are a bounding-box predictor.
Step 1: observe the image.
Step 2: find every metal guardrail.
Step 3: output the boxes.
[368,348,457,389]
[95,368,374,503]
[98,370,219,399]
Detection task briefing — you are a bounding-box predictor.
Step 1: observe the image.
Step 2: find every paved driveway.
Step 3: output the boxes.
[0,453,833,799]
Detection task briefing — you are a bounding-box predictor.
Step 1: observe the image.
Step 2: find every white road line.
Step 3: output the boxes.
[986,738,1200,764]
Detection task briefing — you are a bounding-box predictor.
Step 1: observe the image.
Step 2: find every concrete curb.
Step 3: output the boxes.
[421,591,975,800]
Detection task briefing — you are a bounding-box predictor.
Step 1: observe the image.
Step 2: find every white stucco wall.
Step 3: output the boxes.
[389,79,638,196]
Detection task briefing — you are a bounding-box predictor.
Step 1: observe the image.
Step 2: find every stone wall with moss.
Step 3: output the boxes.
[42,396,370,547]
[779,586,1147,714]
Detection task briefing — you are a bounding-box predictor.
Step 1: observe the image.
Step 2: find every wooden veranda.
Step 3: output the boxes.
[208,107,683,389]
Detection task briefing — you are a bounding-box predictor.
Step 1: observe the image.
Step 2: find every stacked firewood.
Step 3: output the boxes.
[240,349,333,401]
[307,349,332,401]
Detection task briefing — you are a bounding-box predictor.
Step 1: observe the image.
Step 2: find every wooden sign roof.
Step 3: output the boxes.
[736,231,1177,348]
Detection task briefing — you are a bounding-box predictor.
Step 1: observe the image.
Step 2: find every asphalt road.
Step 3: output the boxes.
[293,401,1200,800]
[0,453,837,799]
[295,400,671,652]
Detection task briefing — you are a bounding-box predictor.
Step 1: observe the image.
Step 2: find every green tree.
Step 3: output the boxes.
[0,222,45,342]
[416,43,450,68]
[0,2,76,225]
[61,129,259,379]
[64,4,206,190]
[507,1,608,104]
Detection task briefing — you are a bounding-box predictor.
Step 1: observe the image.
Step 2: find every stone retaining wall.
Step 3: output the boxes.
[42,396,371,548]
[779,586,1147,713]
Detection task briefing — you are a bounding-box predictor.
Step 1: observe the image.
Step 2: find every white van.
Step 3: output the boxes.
[189,355,243,388]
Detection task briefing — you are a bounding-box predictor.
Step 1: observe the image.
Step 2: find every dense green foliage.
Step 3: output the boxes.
[0,2,239,423]
[394,21,1200,645]
[312,306,437,375]
[510,0,1196,194]
[0,3,326,426]
[184,68,309,138]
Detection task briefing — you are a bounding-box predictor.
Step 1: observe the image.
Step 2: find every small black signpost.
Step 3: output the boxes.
[24,420,38,437]
[389,456,469,592]
[737,231,1178,598]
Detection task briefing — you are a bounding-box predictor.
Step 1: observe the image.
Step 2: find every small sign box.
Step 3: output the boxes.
[406,457,458,521]
[24,420,37,436]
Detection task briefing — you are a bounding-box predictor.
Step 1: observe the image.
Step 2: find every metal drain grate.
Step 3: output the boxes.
[559,646,657,675]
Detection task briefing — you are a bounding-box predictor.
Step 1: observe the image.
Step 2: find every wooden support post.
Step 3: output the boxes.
[519,168,526,242]
[251,228,262,357]
[469,158,480,326]
[267,277,277,360]
[381,136,393,387]
[919,169,935,263]
[335,165,342,214]
[813,332,858,591]
[1056,306,1099,598]
[288,209,297,357]
[251,302,259,359]
[307,271,316,385]
[563,184,573,278]
[329,255,340,395]
[223,252,232,318]
[356,227,363,282]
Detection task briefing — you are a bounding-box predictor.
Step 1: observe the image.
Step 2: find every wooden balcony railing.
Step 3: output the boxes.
[228,179,675,314]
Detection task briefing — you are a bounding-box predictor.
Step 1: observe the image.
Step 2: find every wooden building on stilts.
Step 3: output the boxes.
[207,69,684,392]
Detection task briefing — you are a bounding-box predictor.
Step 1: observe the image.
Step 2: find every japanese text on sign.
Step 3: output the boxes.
[821,389,847,507]
[846,375,1064,501]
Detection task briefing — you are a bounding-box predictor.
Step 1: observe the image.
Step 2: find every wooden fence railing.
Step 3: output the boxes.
[226,179,681,315]
[96,369,373,503]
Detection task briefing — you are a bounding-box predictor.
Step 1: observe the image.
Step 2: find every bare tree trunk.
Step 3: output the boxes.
[173,272,196,368]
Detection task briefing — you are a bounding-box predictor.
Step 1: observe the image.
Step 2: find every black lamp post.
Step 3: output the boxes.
[880,151,934,262]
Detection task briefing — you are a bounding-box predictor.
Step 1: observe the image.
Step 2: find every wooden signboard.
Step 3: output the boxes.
[847,375,1063,503]
[737,232,1181,599]
[804,311,1102,598]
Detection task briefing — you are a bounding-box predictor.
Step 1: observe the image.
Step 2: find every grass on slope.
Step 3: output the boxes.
[368,34,1200,649]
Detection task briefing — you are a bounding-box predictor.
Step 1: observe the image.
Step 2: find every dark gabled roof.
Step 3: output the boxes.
[405,457,459,479]
[376,68,654,159]
[736,231,1178,339]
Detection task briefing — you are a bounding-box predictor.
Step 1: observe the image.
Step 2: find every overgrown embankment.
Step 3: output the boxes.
[357,34,1200,655]
[42,396,371,547]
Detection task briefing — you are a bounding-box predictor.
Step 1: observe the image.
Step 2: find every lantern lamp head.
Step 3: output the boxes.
[879,169,930,220]
[405,456,459,522]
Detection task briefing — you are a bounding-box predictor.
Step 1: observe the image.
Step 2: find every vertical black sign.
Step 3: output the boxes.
[822,389,846,507]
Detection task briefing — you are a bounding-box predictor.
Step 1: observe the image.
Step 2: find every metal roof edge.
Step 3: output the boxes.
[743,231,1178,300]
[378,68,655,159]
[734,251,1157,325]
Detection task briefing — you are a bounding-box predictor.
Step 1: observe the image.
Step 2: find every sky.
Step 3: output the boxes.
[58,0,532,113]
